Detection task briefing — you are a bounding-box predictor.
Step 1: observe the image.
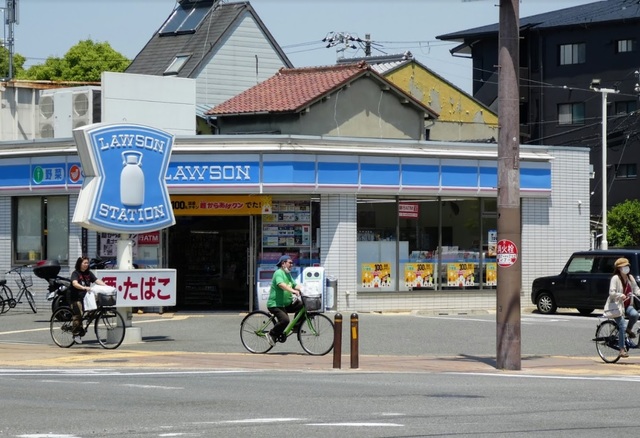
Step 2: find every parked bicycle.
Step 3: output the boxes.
[240,293,334,356]
[0,265,37,314]
[49,291,124,349]
[594,316,640,363]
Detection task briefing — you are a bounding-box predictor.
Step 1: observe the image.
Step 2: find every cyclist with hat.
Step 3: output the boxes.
[606,257,640,358]
[266,255,303,346]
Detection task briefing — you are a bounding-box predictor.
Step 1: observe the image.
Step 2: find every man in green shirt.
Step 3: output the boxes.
[267,255,303,346]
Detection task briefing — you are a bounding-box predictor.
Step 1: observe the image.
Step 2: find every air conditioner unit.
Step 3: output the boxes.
[72,88,101,129]
[38,87,101,139]
[38,94,55,139]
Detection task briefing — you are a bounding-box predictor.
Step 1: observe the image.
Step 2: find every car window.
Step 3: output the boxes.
[566,256,594,274]
[593,256,617,274]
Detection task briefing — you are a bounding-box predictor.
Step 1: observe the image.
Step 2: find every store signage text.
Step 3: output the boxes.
[97,269,177,306]
[72,123,176,233]
[166,165,251,181]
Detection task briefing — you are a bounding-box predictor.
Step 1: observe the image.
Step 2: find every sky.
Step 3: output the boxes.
[6,0,595,94]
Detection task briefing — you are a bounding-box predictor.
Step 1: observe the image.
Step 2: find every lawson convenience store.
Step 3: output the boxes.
[0,135,590,312]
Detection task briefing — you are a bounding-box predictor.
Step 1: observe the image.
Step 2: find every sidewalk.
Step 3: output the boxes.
[1,310,637,376]
[1,342,638,376]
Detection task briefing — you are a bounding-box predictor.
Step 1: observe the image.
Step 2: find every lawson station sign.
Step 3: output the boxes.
[73,123,176,233]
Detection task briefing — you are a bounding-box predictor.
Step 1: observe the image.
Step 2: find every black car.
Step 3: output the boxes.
[531,250,640,315]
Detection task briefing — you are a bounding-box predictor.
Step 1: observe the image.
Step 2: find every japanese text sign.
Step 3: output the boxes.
[96,269,176,307]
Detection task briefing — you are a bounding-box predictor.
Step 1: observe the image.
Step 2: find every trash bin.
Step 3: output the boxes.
[325,276,337,310]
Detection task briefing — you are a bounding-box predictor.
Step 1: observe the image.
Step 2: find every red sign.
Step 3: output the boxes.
[69,164,82,183]
[496,239,518,267]
[138,231,160,245]
[399,202,419,219]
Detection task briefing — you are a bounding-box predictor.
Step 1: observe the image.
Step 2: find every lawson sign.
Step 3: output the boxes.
[72,123,176,233]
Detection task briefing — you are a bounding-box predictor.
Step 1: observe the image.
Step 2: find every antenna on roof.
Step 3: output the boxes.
[1,0,18,80]
[322,31,362,61]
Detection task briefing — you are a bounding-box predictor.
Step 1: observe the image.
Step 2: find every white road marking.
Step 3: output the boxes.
[306,422,403,427]
[122,383,184,390]
[197,418,303,424]
[449,372,640,382]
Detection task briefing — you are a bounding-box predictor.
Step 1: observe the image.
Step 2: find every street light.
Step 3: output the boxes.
[590,79,619,250]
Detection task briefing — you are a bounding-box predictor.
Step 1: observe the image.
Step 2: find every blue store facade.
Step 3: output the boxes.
[0,134,590,313]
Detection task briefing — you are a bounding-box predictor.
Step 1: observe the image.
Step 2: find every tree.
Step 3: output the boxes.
[608,199,640,247]
[19,39,129,82]
[0,44,26,79]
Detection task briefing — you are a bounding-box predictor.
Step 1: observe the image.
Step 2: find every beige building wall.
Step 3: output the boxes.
[385,63,498,141]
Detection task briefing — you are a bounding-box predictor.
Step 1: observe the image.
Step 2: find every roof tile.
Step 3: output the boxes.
[207,62,372,115]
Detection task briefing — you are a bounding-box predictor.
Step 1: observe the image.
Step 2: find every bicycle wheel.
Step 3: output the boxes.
[1,284,16,309]
[50,307,75,348]
[94,308,126,349]
[298,313,334,356]
[240,311,275,354]
[0,285,10,314]
[594,320,622,363]
[25,290,37,313]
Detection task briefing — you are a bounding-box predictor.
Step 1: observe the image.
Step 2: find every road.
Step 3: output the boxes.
[0,308,603,357]
[0,309,635,437]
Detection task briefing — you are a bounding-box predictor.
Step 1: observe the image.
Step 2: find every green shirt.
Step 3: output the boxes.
[267,268,297,308]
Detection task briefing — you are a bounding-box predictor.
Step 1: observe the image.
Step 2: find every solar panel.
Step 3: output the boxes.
[159,0,215,36]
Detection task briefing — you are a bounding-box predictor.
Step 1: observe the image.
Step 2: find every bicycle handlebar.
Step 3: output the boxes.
[6,265,33,275]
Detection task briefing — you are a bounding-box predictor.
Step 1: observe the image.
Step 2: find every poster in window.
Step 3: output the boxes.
[488,229,497,257]
[361,262,391,288]
[447,263,478,287]
[404,263,435,288]
[485,263,497,286]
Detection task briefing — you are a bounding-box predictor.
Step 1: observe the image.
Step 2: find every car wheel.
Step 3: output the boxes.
[577,308,594,315]
[536,292,557,314]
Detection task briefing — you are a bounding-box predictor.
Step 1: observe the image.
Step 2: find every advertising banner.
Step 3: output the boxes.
[361,262,392,288]
[170,195,271,216]
[446,263,477,287]
[404,263,435,288]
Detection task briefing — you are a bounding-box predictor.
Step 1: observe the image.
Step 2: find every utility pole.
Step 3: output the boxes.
[322,31,361,61]
[496,0,521,370]
[590,79,619,250]
[3,0,18,80]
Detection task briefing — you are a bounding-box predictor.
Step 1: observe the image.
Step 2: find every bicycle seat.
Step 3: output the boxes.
[0,279,5,286]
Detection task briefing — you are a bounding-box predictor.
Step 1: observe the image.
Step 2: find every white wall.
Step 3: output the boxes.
[102,72,196,136]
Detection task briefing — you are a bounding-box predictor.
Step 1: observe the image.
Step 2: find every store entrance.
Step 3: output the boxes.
[168,215,253,310]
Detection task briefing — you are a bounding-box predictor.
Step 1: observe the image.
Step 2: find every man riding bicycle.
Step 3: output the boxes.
[266,255,303,346]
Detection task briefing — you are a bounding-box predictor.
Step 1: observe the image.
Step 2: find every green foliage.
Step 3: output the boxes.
[19,39,130,82]
[608,199,640,247]
[0,44,26,79]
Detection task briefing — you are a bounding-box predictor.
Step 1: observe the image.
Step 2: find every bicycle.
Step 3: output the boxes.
[240,294,334,356]
[49,300,125,349]
[0,265,37,314]
[594,315,640,363]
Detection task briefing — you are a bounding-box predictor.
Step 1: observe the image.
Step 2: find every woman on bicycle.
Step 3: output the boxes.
[70,256,108,344]
[605,257,640,358]
[266,255,303,346]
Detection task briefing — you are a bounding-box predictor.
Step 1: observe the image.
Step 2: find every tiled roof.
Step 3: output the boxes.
[207,62,438,117]
[438,0,640,41]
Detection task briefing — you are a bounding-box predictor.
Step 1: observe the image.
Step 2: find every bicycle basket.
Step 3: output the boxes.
[16,274,33,288]
[302,294,322,311]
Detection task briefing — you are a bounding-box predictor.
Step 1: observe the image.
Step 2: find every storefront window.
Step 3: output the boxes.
[357,196,498,293]
[357,198,399,291]
[13,196,68,263]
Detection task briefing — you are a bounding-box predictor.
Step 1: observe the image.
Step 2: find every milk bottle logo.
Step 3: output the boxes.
[121,151,145,207]
[72,123,176,233]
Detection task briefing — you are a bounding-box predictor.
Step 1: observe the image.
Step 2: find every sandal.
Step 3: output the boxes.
[620,351,629,358]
